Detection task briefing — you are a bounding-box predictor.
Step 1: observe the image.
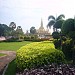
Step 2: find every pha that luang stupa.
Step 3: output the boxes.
[37,19,51,39]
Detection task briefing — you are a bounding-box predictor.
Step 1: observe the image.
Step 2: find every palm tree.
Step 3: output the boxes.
[47,14,65,32]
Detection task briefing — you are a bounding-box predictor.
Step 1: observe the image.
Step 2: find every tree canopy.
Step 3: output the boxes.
[9,22,16,30]
[30,26,36,34]
[54,20,64,29]
[61,18,75,35]
[0,24,12,36]
[52,32,60,39]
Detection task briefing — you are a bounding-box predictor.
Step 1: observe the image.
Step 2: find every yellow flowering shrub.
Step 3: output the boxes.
[16,41,65,70]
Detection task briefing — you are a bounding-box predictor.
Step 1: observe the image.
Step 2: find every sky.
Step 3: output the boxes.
[0,0,75,33]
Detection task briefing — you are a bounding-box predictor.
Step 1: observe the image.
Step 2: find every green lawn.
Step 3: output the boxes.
[5,60,16,75]
[0,53,6,57]
[0,41,32,51]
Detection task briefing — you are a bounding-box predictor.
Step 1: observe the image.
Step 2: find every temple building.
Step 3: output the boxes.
[37,19,51,39]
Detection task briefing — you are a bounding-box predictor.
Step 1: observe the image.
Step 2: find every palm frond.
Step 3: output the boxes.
[48,15,55,20]
[56,14,65,21]
[47,20,55,28]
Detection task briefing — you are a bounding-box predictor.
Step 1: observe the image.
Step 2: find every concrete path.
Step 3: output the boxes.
[0,50,16,74]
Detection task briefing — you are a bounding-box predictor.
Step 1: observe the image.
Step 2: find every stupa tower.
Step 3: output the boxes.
[39,18,45,31]
[41,18,43,28]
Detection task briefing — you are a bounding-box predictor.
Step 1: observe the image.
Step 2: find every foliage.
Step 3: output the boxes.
[16,41,65,70]
[5,37,19,42]
[54,20,64,29]
[62,39,73,59]
[24,35,50,42]
[61,18,75,35]
[24,36,31,41]
[68,31,75,40]
[56,14,65,20]
[24,35,38,41]
[47,14,65,32]
[30,26,36,34]
[0,24,12,36]
[0,41,32,51]
[9,22,16,30]
[16,26,24,38]
[61,18,75,63]
[0,24,4,36]
[53,39,61,49]
[52,32,60,39]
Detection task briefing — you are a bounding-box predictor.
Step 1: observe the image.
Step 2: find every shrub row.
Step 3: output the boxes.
[24,38,50,42]
[16,41,65,70]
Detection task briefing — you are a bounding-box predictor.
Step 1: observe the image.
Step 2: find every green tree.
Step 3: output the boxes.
[9,22,17,37]
[16,26,24,38]
[54,20,64,29]
[0,24,4,36]
[30,26,36,34]
[0,24,12,36]
[52,32,60,40]
[61,18,75,63]
[61,18,74,35]
[9,22,16,30]
[47,14,65,32]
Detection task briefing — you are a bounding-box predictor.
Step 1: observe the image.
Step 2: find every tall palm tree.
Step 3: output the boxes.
[47,14,65,32]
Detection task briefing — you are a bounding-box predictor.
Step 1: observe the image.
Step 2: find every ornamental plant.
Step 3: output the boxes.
[16,41,65,70]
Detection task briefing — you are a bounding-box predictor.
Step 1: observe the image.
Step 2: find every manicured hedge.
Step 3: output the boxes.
[16,41,65,70]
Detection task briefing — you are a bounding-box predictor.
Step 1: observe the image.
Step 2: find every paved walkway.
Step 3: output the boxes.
[0,50,16,74]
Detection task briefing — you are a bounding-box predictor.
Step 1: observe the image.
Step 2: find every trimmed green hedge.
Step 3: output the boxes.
[16,41,65,70]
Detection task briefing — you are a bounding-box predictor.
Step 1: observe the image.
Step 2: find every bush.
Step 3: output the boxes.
[53,39,61,49]
[4,37,23,42]
[52,32,60,40]
[16,41,65,70]
[24,36,50,42]
[62,39,73,59]
[5,37,19,42]
[24,36,30,41]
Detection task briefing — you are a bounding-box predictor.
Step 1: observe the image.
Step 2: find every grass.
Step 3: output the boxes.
[0,53,6,57]
[0,41,32,51]
[0,41,32,75]
[5,60,16,75]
